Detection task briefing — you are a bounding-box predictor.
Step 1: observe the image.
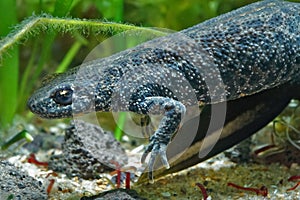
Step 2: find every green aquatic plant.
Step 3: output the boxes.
[1,129,33,151]
[273,100,300,150]
[0,1,18,128]
[0,1,166,131]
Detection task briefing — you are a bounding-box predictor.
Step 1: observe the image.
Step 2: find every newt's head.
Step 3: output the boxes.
[27,61,111,118]
[27,70,77,118]
[28,57,124,119]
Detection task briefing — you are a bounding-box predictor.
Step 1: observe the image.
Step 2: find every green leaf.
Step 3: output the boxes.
[96,0,124,22]
[1,130,33,150]
[53,0,74,17]
[0,0,19,128]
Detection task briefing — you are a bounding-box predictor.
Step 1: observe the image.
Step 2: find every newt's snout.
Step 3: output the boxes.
[27,88,73,119]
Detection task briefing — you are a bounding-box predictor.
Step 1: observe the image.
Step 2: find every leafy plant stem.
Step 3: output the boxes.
[0,15,167,61]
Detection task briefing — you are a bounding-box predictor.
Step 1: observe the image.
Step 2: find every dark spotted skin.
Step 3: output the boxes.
[28,0,300,181]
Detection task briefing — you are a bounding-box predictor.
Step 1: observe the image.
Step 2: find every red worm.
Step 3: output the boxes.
[227,182,268,197]
[195,183,208,200]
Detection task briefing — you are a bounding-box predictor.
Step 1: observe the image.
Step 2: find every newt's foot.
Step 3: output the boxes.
[138,97,186,182]
[141,138,170,182]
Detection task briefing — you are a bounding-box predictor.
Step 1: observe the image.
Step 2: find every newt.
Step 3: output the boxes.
[28,0,300,182]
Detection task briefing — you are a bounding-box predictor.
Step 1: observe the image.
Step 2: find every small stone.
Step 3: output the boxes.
[161,191,171,197]
[0,160,47,199]
[49,120,128,179]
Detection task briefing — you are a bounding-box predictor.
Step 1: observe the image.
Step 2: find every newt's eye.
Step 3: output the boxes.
[52,88,73,105]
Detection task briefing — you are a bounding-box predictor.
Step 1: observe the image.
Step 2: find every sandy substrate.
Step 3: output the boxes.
[2,151,299,200]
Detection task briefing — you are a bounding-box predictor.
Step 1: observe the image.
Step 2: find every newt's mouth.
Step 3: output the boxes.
[27,96,73,119]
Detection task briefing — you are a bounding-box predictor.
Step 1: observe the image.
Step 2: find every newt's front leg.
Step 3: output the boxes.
[136,97,186,181]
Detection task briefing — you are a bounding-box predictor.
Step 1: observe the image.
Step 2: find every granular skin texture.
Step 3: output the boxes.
[28,0,300,118]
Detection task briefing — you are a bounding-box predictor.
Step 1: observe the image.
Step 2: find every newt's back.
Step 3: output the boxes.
[28,0,300,117]
[181,0,300,101]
